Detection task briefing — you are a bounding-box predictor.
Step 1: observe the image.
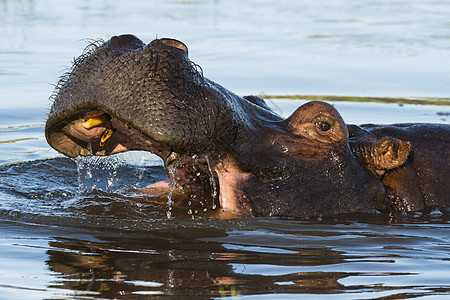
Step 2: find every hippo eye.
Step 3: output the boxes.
[317,121,331,133]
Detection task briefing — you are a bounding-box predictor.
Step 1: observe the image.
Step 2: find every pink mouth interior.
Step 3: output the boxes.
[64,111,220,208]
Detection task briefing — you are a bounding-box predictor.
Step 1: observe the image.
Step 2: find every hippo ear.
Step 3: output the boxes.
[350,137,411,177]
[284,101,349,145]
[160,38,189,55]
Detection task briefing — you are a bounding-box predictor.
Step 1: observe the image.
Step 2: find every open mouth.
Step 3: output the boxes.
[46,110,221,210]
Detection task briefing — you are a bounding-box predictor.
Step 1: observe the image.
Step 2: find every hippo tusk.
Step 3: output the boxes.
[100,129,114,146]
[82,115,109,129]
[166,151,180,166]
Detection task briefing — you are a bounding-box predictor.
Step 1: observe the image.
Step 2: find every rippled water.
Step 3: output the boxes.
[1,0,450,299]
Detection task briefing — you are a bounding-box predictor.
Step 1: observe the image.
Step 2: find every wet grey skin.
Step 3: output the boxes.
[45,34,450,217]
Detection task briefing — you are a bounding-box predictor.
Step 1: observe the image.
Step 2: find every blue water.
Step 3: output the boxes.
[1,0,450,298]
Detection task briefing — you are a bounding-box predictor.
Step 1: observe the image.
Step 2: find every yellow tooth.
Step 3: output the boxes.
[100,129,114,147]
[166,151,180,166]
[82,115,108,129]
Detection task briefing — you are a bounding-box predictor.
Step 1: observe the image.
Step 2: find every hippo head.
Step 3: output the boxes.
[46,34,392,217]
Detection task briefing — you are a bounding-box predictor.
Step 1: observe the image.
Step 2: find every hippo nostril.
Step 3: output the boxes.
[110,36,122,48]
[109,34,145,49]
[160,38,189,55]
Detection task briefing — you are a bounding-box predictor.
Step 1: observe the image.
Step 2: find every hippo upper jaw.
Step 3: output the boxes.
[46,35,240,157]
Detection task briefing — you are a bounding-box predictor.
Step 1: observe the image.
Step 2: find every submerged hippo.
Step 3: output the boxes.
[45,34,449,217]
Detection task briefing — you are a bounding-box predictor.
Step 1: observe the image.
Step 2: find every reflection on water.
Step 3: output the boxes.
[2,214,450,299]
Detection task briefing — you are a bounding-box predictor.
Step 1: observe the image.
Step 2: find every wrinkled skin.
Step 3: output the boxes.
[45,34,449,218]
[349,124,449,211]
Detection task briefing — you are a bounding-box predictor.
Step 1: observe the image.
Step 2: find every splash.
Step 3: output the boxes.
[76,155,120,192]
[76,151,160,192]
[166,163,178,219]
[205,155,218,210]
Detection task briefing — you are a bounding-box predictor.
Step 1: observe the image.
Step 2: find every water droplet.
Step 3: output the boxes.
[87,143,93,155]
[205,155,217,209]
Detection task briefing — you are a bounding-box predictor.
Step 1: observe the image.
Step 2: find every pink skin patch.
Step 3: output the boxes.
[140,180,187,199]
[214,155,253,216]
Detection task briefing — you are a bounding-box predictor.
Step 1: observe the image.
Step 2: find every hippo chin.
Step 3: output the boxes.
[45,34,449,218]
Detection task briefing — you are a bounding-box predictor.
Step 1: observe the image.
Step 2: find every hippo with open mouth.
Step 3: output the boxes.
[45,34,449,217]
